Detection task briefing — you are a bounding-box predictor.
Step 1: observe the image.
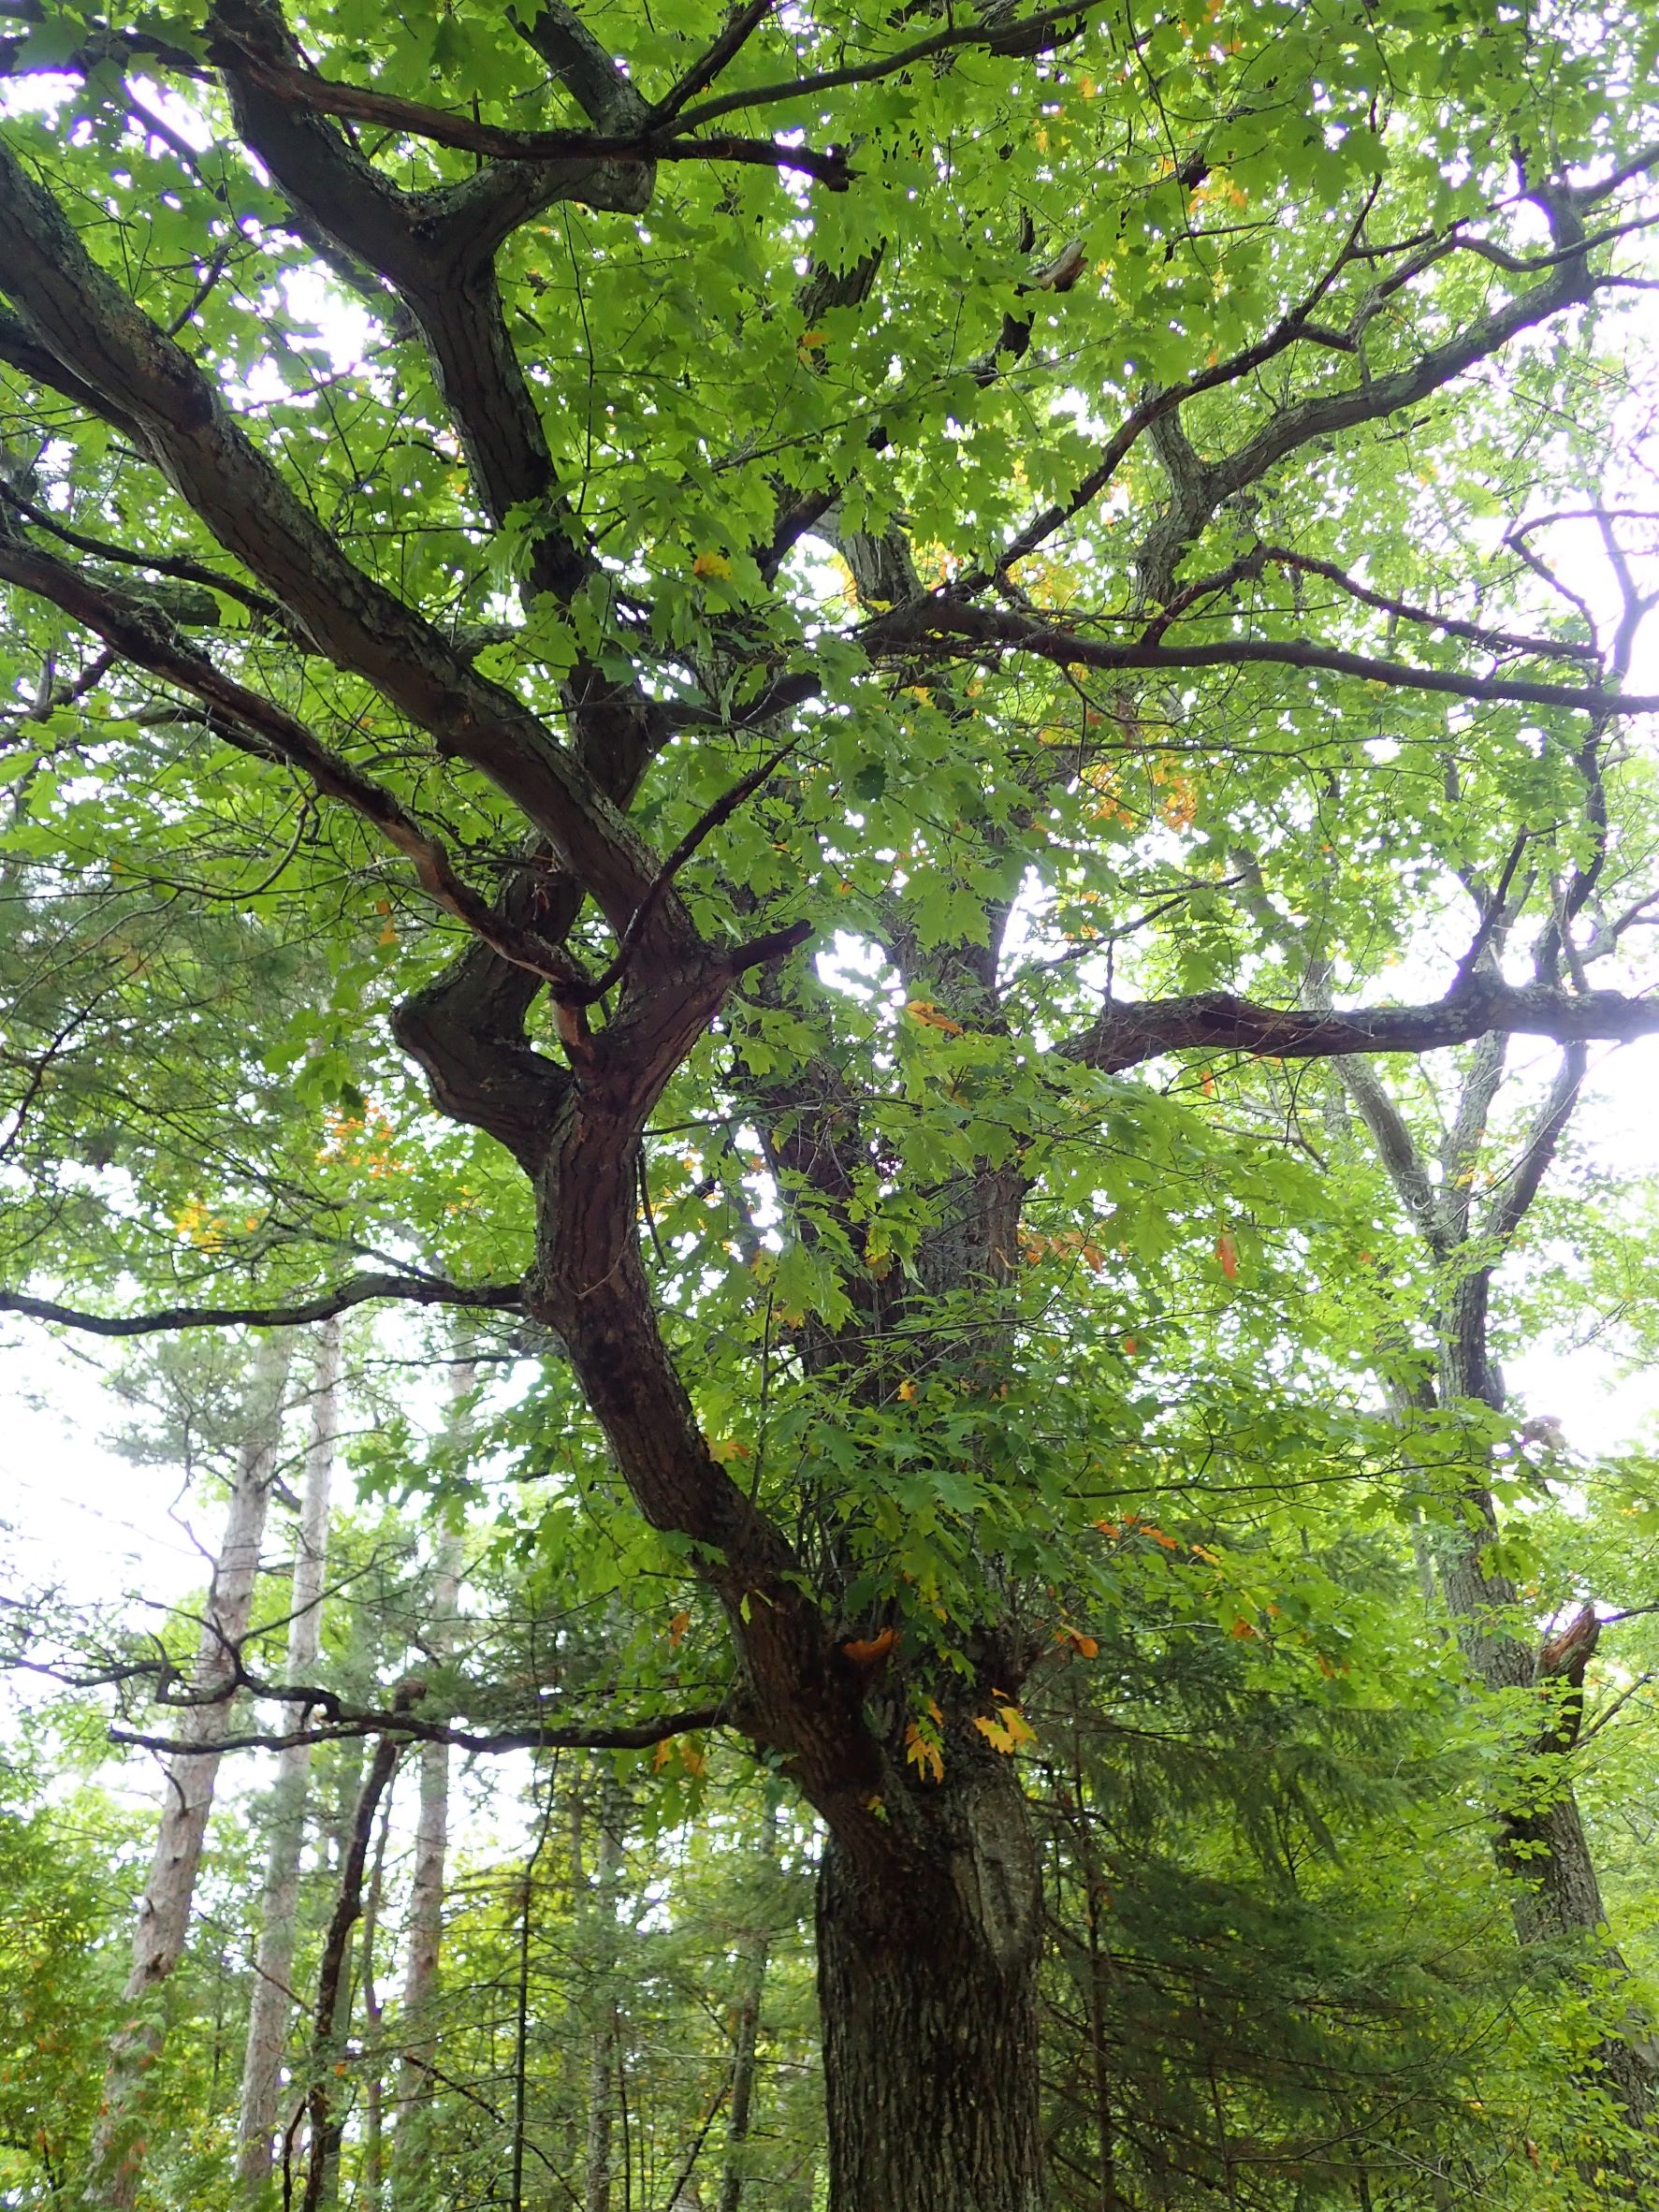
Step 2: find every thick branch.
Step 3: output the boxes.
[0,132,665,932]
[1066,977,1659,1075]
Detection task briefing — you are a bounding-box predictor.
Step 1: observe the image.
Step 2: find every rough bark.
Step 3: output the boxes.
[238,1316,341,2195]
[84,1331,290,2210]
[818,1753,1045,2212]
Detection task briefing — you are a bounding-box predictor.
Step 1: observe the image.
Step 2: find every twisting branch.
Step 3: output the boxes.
[198,44,854,184]
[864,595,1659,715]
[0,528,596,997]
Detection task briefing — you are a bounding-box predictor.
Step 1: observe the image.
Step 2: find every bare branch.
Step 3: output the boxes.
[0,1275,525,1337]
[109,1701,728,1757]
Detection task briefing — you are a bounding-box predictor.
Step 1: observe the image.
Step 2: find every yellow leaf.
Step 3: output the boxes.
[904,1721,944,1783]
[1191,1543,1222,1565]
[896,1377,918,1402]
[972,1700,1036,1754]
[691,550,734,579]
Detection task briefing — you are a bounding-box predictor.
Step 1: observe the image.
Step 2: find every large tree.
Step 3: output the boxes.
[6,1,1659,2204]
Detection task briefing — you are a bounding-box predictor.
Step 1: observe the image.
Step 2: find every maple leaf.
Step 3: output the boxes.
[667,1608,691,1648]
[1215,1230,1239,1280]
[691,550,734,579]
[973,1700,1036,1754]
[904,1721,944,1783]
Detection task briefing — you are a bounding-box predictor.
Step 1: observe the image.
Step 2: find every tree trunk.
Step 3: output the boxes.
[85,1331,291,2210]
[238,1316,341,2195]
[390,1354,470,2187]
[583,1774,626,2212]
[303,1730,403,2212]
[817,1756,1045,2212]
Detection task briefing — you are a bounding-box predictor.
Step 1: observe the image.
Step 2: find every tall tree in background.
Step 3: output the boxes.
[238,1317,341,2195]
[7,2,1659,2205]
[87,1332,290,2209]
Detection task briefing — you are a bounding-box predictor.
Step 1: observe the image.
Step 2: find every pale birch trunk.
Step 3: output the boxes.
[237,1317,341,2196]
[84,1332,291,2210]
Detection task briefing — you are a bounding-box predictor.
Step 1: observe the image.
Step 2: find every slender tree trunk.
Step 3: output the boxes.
[718,1805,777,2212]
[583,1775,626,2212]
[391,1352,472,2194]
[303,1730,403,2212]
[817,1755,1045,2212]
[358,1784,393,2209]
[239,1317,341,2196]
[85,1332,291,2210]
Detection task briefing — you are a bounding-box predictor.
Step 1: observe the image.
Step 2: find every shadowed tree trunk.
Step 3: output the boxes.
[238,1316,341,2195]
[818,1754,1045,2212]
[85,1331,291,2210]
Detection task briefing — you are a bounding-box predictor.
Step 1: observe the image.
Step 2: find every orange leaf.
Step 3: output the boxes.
[842,1625,900,1674]
[667,1608,691,1648]
[1230,1618,1259,1640]
[1215,1230,1239,1280]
